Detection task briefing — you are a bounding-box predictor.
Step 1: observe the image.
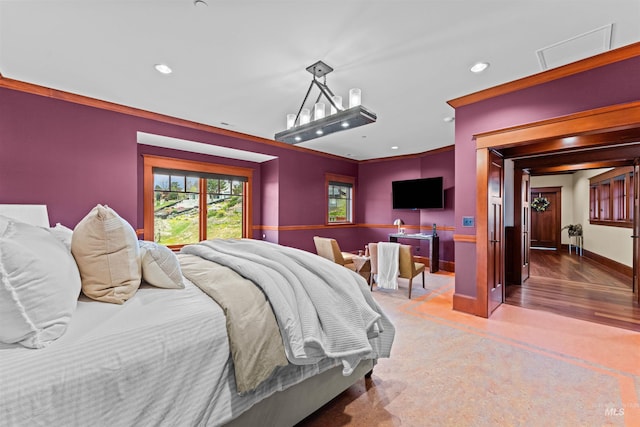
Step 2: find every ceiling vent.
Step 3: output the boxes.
[536,24,613,71]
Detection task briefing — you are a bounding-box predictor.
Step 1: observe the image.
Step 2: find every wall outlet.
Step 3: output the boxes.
[462,216,474,227]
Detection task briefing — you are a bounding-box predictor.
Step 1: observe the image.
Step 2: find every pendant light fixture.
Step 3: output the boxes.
[274,61,377,144]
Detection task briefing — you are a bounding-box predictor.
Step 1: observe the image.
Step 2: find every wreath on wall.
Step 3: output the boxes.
[531,194,550,212]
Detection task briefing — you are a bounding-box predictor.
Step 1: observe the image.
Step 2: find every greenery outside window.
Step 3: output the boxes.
[589,166,633,228]
[326,173,355,224]
[144,155,253,248]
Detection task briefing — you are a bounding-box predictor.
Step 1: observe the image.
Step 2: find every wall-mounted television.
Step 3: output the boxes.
[392,177,444,209]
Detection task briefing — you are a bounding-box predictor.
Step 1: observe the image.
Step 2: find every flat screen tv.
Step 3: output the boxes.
[392,177,444,209]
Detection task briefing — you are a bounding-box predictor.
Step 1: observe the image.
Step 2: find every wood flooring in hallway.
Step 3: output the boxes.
[505,248,640,332]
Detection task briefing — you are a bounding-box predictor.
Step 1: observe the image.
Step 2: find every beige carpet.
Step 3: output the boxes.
[298,272,640,426]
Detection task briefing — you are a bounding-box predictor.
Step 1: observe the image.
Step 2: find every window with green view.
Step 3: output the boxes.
[153,170,246,245]
[328,181,353,223]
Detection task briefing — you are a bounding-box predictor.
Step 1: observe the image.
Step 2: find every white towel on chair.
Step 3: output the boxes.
[377,242,399,290]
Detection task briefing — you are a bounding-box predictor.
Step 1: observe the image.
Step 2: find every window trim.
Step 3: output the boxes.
[325,173,356,225]
[589,166,633,228]
[143,155,253,247]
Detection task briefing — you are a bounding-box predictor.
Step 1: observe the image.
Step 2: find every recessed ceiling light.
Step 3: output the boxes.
[193,0,208,6]
[154,64,172,74]
[341,122,350,128]
[470,62,490,73]
[316,130,323,135]
[443,116,455,123]
[391,146,399,150]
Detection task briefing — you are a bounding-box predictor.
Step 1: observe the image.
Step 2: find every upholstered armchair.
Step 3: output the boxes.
[368,242,425,299]
[313,236,356,271]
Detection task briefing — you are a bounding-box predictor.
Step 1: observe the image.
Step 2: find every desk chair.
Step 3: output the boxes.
[368,242,425,299]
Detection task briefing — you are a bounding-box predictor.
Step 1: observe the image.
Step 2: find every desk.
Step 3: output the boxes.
[389,233,439,273]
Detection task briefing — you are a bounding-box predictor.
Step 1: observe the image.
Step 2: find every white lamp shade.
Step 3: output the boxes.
[314,102,325,120]
[286,113,296,129]
[330,95,343,114]
[300,108,311,125]
[349,88,361,108]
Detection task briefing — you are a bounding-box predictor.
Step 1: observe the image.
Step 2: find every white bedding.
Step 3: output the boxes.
[182,239,394,374]
[0,205,387,426]
[0,280,339,426]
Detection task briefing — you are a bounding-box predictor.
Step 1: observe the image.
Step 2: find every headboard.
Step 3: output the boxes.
[0,204,50,227]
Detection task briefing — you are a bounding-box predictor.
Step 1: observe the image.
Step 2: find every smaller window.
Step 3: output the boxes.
[326,174,355,224]
[589,185,599,221]
[589,166,633,228]
[599,181,611,219]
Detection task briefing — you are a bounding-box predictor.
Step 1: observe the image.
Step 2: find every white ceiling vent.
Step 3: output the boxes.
[536,24,613,71]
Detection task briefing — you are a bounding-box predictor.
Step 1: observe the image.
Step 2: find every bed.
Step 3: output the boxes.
[0,204,394,426]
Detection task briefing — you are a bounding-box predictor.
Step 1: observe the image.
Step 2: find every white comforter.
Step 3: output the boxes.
[181,239,395,375]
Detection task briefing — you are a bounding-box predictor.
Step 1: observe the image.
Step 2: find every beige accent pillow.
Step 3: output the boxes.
[71,205,141,304]
[139,241,184,289]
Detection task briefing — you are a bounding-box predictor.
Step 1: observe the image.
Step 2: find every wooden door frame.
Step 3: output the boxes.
[488,150,504,314]
[517,169,530,284]
[634,161,640,302]
[468,101,640,318]
[530,186,562,251]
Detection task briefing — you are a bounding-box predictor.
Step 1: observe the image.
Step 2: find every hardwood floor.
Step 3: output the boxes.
[505,248,640,332]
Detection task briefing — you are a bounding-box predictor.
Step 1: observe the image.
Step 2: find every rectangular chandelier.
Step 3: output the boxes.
[274,61,377,145]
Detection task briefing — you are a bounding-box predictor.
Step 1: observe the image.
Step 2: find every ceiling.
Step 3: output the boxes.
[1,1,639,161]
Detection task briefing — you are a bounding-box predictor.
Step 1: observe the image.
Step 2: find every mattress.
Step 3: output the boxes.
[0,279,339,427]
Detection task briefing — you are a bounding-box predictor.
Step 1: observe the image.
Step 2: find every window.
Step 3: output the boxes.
[599,180,611,219]
[589,166,633,228]
[144,155,252,248]
[589,185,599,220]
[326,174,355,224]
[613,175,626,221]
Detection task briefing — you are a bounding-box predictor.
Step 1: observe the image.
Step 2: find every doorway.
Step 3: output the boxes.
[530,187,561,251]
[472,101,640,319]
[506,168,639,331]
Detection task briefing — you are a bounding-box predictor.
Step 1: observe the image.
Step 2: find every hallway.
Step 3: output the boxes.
[505,248,640,332]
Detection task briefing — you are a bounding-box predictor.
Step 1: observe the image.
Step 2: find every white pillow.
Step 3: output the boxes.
[48,222,73,251]
[0,215,81,349]
[139,241,184,289]
[71,205,141,304]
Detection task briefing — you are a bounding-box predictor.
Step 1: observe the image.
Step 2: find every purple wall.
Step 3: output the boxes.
[0,89,140,227]
[0,87,353,239]
[454,55,640,297]
[0,85,454,262]
[357,149,455,263]
[260,158,280,242]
